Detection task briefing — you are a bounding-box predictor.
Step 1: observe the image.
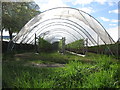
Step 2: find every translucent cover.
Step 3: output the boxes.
[12,7,115,46]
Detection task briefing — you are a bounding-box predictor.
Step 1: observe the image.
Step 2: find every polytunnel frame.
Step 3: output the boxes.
[22,23,80,44]
[43,32,75,43]
[12,7,115,47]
[19,18,99,46]
[33,29,91,45]
[27,23,95,45]
[32,30,77,45]
[39,7,115,44]
[43,28,78,40]
[32,28,78,43]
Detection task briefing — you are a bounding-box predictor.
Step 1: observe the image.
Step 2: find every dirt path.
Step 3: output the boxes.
[24,62,65,68]
[15,53,66,68]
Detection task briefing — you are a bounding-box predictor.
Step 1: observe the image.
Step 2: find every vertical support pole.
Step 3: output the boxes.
[116,40,119,59]
[118,41,119,59]
[35,34,38,53]
[7,40,13,52]
[82,39,84,54]
[62,37,64,53]
[38,36,40,53]
[64,37,65,53]
[62,37,65,54]
[97,35,99,54]
[85,38,88,55]
[83,39,85,54]
[79,40,80,53]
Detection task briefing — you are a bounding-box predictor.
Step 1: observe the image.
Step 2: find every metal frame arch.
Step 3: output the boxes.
[14,16,98,46]
[45,33,91,45]
[32,33,73,45]
[37,22,97,45]
[20,18,97,46]
[24,24,82,44]
[12,7,115,46]
[22,18,99,45]
[44,32,76,43]
[18,18,87,43]
[41,7,115,43]
[28,28,79,44]
[78,11,115,44]
[41,28,79,40]
[22,22,81,43]
[25,25,94,45]
[44,33,74,44]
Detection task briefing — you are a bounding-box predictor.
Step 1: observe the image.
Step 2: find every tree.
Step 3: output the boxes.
[2,2,40,41]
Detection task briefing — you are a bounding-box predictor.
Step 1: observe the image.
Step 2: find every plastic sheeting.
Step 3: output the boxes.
[12,7,115,46]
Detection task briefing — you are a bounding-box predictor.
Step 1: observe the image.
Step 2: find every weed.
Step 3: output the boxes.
[2,52,119,88]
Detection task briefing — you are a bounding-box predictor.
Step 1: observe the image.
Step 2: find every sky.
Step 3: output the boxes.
[2,0,119,42]
[33,0,119,42]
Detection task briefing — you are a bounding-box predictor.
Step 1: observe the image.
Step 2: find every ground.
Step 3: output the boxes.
[2,51,120,88]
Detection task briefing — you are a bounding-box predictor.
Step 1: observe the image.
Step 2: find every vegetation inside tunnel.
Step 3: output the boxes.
[2,50,120,88]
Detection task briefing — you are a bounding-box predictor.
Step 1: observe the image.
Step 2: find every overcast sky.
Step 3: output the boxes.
[2,0,119,42]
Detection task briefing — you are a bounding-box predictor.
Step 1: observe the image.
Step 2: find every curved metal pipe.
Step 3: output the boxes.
[21,19,96,45]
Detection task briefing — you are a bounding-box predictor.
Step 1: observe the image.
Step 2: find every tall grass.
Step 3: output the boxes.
[2,52,119,88]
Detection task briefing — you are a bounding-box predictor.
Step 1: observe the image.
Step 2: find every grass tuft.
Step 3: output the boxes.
[2,51,119,88]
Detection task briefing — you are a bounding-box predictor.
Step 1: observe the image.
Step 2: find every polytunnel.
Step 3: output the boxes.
[12,7,115,46]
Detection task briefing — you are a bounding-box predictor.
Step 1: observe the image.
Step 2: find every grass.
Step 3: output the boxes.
[2,51,120,88]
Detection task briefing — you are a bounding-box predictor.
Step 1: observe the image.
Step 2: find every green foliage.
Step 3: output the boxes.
[59,39,62,49]
[88,43,119,57]
[84,70,115,88]
[2,2,40,40]
[54,58,119,88]
[38,37,53,52]
[66,39,84,49]
[2,52,120,88]
[82,56,119,88]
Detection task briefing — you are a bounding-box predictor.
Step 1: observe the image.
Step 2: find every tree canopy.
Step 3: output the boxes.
[2,2,40,40]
